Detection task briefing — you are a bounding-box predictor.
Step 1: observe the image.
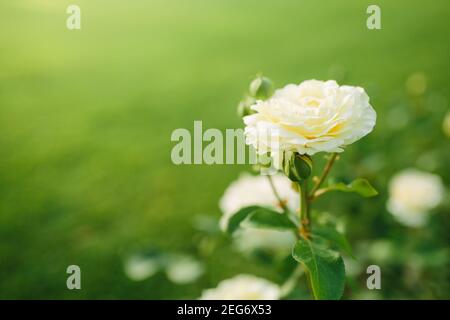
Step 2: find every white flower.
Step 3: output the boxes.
[244,79,376,156]
[234,228,296,253]
[387,169,445,227]
[199,274,281,300]
[124,255,159,281]
[219,173,298,231]
[165,256,204,285]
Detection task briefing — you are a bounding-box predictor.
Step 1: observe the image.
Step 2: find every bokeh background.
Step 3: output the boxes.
[0,0,449,299]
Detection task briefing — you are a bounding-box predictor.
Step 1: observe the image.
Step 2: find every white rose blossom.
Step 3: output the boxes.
[387,169,445,227]
[199,274,281,300]
[219,173,298,231]
[244,79,376,157]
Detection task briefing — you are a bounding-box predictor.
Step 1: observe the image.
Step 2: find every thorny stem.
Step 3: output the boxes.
[308,153,338,199]
[298,179,310,239]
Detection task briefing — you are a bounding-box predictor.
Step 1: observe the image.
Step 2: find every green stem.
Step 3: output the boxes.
[298,179,310,238]
[308,153,338,199]
[267,175,288,212]
[309,187,331,202]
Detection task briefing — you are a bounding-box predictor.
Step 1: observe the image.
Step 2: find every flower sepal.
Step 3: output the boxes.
[249,75,274,100]
[283,152,313,182]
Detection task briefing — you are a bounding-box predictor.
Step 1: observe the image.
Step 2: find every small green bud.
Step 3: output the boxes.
[293,154,313,180]
[283,152,313,182]
[237,95,256,118]
[283,153,299,182]
[249,76,274,100]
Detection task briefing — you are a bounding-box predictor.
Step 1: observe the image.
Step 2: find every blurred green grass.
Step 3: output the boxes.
[0,0,449,299]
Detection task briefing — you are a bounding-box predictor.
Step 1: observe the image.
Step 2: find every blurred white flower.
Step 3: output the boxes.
[387,169,444,227]
[443,111,450,138]
[244,80,376,156]
[124,255,159,281]
[199,274,281,300]
[234,228,296,253]
[219,173,298,231]
[166,256,204,285]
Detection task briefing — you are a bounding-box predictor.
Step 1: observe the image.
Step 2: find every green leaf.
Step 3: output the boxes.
[292,239,345,300]
[325,178,378,197]
[313,225,354,258]
[225,206,262,234]
[244,208,297,230]
[226,206,297,234]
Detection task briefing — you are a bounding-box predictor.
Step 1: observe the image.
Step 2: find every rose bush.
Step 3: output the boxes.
[215,76,379,300]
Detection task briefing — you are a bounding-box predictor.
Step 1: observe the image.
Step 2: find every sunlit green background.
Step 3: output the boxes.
[0,0,449,299]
